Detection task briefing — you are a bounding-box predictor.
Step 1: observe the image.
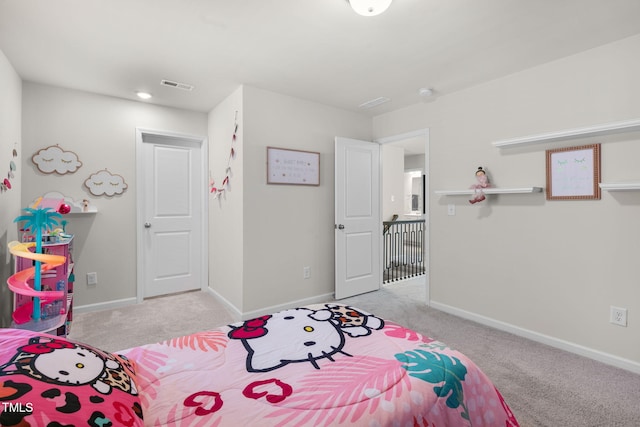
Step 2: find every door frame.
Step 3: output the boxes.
[135,128,209,303]
[376,128,430,304]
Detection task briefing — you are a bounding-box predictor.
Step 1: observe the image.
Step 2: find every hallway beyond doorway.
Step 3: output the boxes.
[383,278,426,303]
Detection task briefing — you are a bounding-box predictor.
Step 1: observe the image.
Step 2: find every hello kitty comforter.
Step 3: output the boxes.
[0,304,519,426]
[125,303,518,426]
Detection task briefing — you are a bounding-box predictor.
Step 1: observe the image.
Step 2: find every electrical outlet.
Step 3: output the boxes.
[303,266,311,279]
[610,306,627,327]
[447,204,456,216]
[87,272,98,286]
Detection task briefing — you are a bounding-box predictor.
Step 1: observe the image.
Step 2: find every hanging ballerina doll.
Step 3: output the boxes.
[469,166,490,204]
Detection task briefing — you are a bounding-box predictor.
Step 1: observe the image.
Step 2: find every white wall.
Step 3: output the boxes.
[381,144,404,220]
[373,34,640,369]
[240,86,372,314]
[405,154,424,171]
[21,83,207,309]
[0,49,22,327]
[208,86,244,310]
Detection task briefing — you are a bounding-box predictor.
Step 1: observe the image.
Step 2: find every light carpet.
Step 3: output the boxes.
[71,285,640,427]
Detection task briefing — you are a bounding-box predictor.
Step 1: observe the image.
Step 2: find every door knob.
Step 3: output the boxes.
[144,222,152,228]
[336,224,345,230]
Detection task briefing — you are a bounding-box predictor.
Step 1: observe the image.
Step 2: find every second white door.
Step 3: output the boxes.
[335,137,381,299]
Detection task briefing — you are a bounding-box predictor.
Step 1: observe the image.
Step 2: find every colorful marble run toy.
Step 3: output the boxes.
[7,199,65,324]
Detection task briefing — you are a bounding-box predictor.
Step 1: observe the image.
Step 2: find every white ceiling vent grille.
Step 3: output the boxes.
[160,79,194,91]
[358,96,390,109]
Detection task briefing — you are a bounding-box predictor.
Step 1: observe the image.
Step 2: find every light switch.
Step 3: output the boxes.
[87,272,98,286]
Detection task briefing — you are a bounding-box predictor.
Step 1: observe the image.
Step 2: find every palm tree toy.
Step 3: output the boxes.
[14,201,61,321]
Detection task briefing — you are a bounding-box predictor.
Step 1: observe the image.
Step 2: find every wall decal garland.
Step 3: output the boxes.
[1,144,18,193]
[210,111,239,199]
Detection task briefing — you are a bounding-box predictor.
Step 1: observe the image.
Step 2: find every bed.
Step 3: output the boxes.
[0,303,519,426]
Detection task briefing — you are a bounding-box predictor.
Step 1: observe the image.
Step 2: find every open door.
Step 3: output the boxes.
[335,137,381,299]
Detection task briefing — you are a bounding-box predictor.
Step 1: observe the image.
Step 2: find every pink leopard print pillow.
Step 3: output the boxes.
[0,329,143,426]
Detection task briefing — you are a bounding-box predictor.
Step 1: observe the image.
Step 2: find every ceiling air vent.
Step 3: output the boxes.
[160,79,194,91]
[358,96,390,109]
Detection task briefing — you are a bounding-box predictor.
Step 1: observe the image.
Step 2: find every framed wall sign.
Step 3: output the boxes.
[267,147,320,186]
[546,144,601,200]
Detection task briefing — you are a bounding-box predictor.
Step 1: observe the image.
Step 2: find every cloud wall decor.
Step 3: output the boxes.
[84,169,128,196]
[32,145,82,174]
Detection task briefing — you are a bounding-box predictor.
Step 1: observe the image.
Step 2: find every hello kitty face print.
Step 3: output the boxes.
[228,305,384,373]
[34,346,105,386]
[0,337,138,396]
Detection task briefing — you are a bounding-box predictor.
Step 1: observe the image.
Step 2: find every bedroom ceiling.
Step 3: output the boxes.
[1,0,640,116]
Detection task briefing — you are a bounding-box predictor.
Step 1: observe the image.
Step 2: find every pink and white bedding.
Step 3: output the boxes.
[1,303,519,426]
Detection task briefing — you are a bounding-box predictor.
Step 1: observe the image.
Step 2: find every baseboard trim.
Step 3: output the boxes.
[74,297,138,314]
[204,288,242,321]
[205,287,335,321]
[430,301,640,375]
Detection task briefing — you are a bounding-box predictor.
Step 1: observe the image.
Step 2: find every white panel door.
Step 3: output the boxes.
[138,130,205,299]
[335,137,381,299]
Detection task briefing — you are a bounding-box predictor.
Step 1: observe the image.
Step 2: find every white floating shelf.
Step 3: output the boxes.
[34,192,98,214]
[492,118,640,148]
[434,187,543,196]
[599,182,640,191]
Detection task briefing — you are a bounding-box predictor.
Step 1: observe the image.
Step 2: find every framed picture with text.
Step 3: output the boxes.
[267,147,320,186]
[546,144,601,200]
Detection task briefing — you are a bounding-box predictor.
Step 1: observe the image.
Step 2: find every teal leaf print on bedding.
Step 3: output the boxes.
[395,349,469,416]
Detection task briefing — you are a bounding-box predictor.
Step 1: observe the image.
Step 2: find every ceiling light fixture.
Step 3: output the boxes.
[419,88,434,97]
[136,91,152,100]
[348,0,393,17]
